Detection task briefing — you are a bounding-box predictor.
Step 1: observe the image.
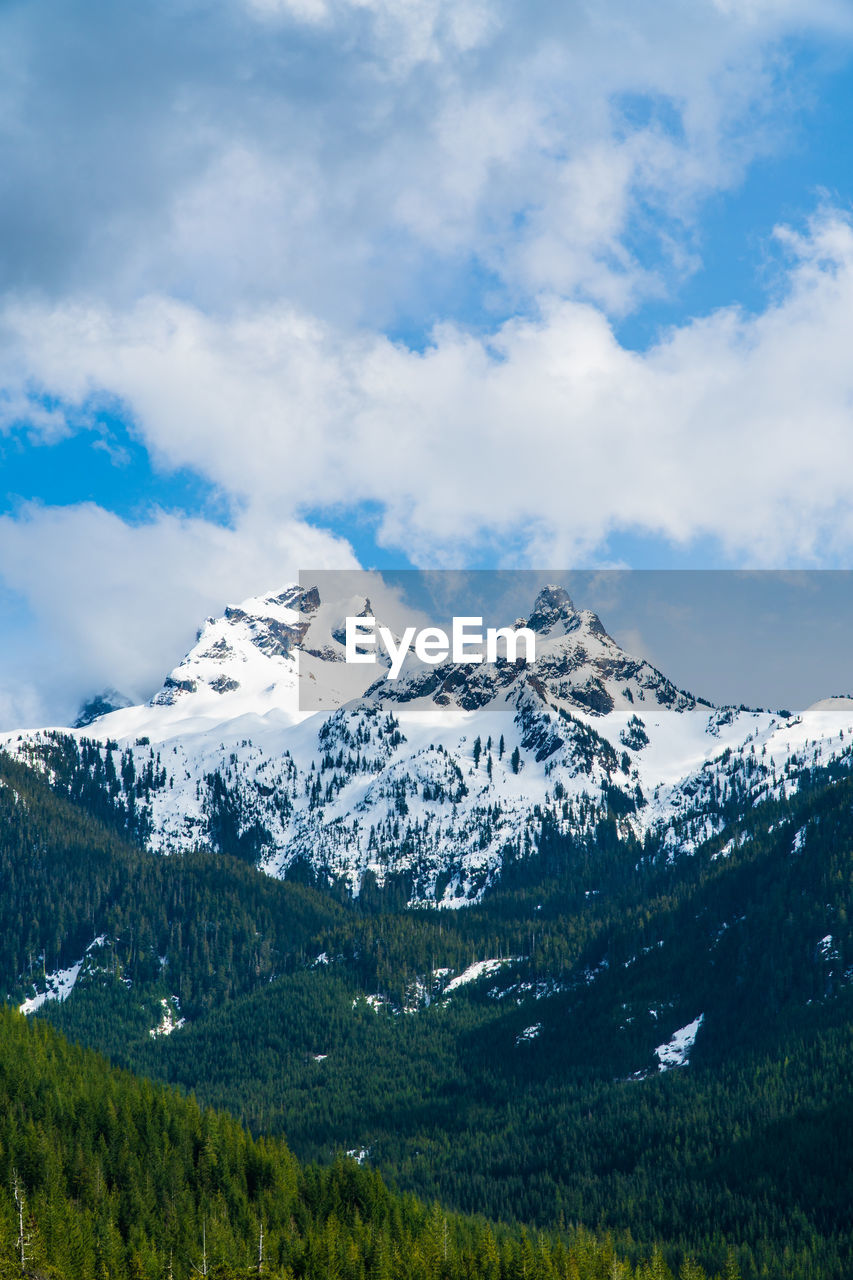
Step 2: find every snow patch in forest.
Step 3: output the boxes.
[150,996,186,1037]
[443,958,517,992]
[655,1015,704,1070]
[357,993,394,1013]
[711,838,735,861]
[19,936,108,1015]
[19,960,82,1014]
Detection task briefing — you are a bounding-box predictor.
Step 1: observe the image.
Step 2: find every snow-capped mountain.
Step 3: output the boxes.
[7,583,853,905]
[99,583,385,736]
[373,582,696,716]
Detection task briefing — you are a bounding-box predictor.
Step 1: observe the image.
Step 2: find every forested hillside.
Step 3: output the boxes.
[3,747,853,1277]
[0,1003,735,1280]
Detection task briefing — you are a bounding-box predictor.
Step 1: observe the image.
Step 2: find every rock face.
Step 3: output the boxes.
[73,689,133,728]
[10,583,853,907]
[149,585,317,707]
[525,584,578,634]
[374,585,695,719]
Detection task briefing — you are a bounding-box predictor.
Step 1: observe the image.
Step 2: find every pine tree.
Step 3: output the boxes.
[12,1171,28,1272]
[722,1248,741,1280]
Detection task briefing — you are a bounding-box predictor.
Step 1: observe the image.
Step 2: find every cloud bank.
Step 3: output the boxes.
[3,209,853,573]
[2,0,853,723]
[0,0,848,319]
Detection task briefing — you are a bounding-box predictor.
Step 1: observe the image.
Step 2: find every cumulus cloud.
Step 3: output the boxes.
[0,0,849,323]
[3,1,853,726]
[0,504,357,727]
[2,209,853,577]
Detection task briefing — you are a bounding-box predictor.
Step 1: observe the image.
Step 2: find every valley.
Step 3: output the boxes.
[2,582,853,1276]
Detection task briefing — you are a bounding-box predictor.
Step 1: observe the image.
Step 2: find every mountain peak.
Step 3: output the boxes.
[526,585,577,634]
[224,583,319,623]
[132,583,382,721]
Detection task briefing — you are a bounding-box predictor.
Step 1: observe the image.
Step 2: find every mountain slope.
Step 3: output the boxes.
[0,747,350,1037]
[7,582,853,907]
[5,583,853,1277]
[0,1003,697,1280]
[111,754,853,1278]
[4,741,853,1277]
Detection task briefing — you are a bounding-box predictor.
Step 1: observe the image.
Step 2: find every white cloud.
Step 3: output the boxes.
[244,0,510,67]
[2,2,853,724]
[0,503,357,727]
[0,679,49,736]
[0,390,71,442]
[246,0,330,23]
[3,209,853,578]
[0,0,849,322]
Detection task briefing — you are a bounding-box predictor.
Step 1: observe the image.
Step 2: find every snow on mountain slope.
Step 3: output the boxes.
[375,583,696,717]
[5,585,853,905]
[89,584,384,742]
[18,936,110,1015]
[655,1015,704,1070]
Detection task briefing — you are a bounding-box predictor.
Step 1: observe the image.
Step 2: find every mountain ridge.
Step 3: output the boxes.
[6,581,853,906]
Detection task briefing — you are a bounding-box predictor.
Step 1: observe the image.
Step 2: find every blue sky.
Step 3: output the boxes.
[3,0,853,724]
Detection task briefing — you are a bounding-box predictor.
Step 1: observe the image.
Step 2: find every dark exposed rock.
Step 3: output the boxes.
[249,618,307,658]
[526,584,576,634]
[73,689,133,728]
[209,675,240,694]
[199,637,234,661]
[152,676,198,706]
